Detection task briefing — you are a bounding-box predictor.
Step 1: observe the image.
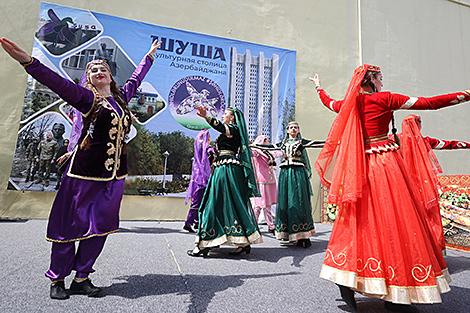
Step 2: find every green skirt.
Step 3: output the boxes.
[197,163,262,248]
[275,166,315,241]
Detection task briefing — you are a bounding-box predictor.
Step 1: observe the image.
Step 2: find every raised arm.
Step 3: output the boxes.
[25,60,94,113]
[424,136,470,150]
[310,74,343,113]
[386,90,470,111]
[250,142,282,151]
[205,115,232,135]
[0,37,94,114]
[120,40,160,102]
[301,139,326,148]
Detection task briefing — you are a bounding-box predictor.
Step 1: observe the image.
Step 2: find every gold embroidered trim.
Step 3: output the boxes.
[111,112,119,126]
[218,150,235,156]
[67,99,130,181]
[320,265,451,304]
[324,249,347,266]
[275,229,315,241]
[73,277,89,283]
[213,158,241,167]
[412,264,432,283]
[365,143,400,154]
[66,145,126,181]
[104,158,115,171]
[224,124,233,138]
[46,229,118,243]
[109,127,118,140]
[196,231,263,248]
[106,143,116,156]
[357,257,382,273]
[365,134,389,143]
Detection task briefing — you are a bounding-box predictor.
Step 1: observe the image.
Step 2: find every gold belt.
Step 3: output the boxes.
[219,150,235,156]
[365,134,388,144]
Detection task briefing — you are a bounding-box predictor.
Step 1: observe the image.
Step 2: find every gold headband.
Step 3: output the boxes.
[85,59,113,86]
[366,65,381,73]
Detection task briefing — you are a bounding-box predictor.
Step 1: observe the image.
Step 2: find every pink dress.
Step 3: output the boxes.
[251,148,278,208]
[250,135,283,231]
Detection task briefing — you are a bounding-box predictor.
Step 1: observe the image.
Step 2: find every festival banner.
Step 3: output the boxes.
[7,1,296,196]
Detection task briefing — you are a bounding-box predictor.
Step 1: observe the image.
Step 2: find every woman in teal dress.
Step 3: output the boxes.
[187,106,262,257]
[252,121,324,248]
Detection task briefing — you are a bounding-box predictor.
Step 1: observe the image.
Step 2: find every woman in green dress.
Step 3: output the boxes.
[252,121,324,248]
[187,106,262,257]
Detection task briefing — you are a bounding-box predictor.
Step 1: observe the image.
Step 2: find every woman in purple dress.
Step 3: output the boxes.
[1,37,160,300]
[183,129,214,233]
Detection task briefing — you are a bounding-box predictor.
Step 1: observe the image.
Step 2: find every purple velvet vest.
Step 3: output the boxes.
[67,99,131,181]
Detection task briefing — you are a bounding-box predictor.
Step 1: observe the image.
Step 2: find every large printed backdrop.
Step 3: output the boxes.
[8,2,296,196]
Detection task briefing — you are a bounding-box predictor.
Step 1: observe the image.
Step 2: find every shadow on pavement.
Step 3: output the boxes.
[104,272,299,313]
[187,238,328,267]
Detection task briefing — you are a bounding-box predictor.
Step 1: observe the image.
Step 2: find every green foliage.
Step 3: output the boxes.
[153,131,194,176]
[125,177,190,195]
[127,126,163,175]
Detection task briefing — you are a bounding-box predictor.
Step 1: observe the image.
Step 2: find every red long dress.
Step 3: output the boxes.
[316,85,470,304]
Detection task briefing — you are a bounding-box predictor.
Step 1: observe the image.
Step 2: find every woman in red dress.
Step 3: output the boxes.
[311,67,470,312]
[399,114,470,254]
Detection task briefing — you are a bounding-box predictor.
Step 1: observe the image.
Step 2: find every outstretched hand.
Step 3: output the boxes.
[308,73,320,88]
[56,151,72,165]
[147,40,162,57]
[195,105,208,118]
[0,37,32,64]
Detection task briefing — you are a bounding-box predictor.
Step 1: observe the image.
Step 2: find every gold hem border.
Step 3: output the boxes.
[320,264,451,304]
[196,231,263,248]
[275,229,315,241]
[46,229,118,243]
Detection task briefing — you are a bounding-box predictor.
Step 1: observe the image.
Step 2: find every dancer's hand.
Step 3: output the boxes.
[147,40,162,57]
[56,152,72,165]
[196,105,208,118]
[309,73,321,88]
[0,37,32,64]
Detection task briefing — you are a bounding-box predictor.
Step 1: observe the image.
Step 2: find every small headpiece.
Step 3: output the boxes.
[287,121,300,128]
[364,64,381,73]
[85,59,112,84]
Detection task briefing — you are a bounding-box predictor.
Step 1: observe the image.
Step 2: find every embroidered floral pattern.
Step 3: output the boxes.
[109,127,118,140]
[412,264,432,283]
[104,158,115,171]
[324,249,347,266]
[106,143,116,156]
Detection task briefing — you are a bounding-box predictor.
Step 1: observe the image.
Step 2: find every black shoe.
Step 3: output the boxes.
[385,302,419,313]
[296,239,312,248]
[187,247,210,257]
[69,278,103,297]
[183,224,196,233]
[50,281,69,300]
[268,228,275,234]
[229,245,251,255]
[336,284,357,312]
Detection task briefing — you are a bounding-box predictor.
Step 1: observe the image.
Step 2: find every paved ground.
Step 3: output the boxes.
[0,220,468,313]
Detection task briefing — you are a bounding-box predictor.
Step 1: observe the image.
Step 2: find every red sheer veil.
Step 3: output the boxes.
[315,64,380,204]
[400,114,443,209]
